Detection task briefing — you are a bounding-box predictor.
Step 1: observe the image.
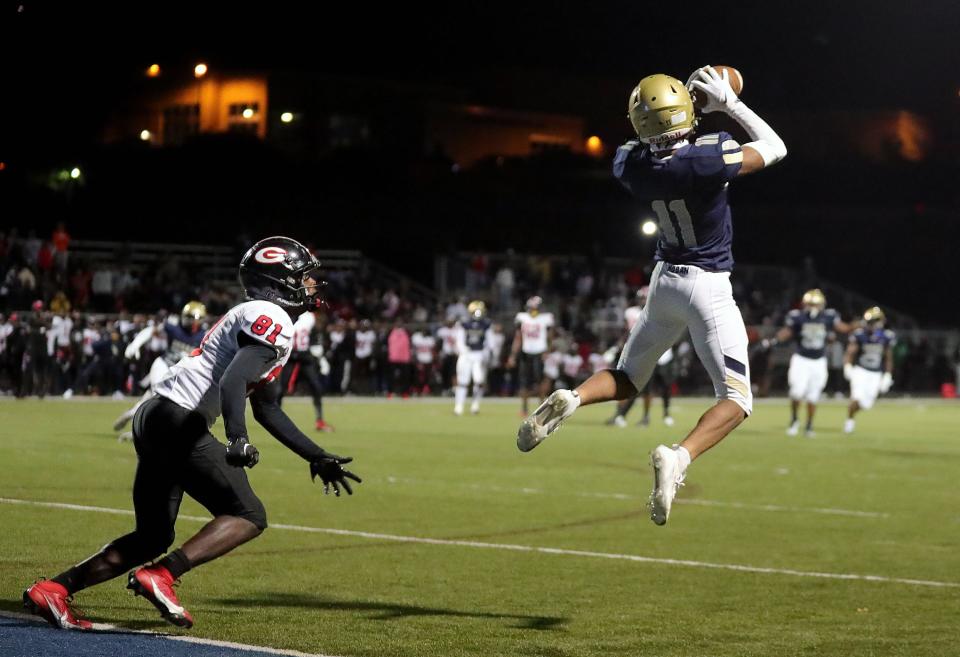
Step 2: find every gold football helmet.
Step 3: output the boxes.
[802,289,826,309]
[468,300,486,319]
[628,74,697,145]
[863,306,885,325]
[181,300,207,325]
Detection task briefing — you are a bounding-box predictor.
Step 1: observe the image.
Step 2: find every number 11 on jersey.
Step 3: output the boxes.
[652,199,697,247]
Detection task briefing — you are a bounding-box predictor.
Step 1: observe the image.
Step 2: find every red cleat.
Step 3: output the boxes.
[315,419,335,432]
[23,580,92,630]
[127,565,194,628]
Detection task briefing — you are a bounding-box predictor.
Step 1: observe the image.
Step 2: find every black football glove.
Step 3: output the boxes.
[310,452,362,496]
[225,436,260,468]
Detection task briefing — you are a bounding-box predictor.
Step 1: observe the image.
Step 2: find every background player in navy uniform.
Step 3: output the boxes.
[24,237,361,631]
[454,300,492,415]
[114,301,208,440]
[843,307,895,434]
[767,289,853,437]
[517,66,786,525]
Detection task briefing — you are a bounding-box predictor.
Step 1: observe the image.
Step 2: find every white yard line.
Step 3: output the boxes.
[0,608,340,657]
[2,497,952,589]
[383,476,890,518]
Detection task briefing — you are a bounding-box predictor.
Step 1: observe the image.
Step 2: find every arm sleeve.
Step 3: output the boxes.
[125,325,156,359]
[249,380,326,461]
[219,340,278,441]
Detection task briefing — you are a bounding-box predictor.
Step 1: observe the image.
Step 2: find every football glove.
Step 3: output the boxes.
[225,436,260,468]
[310,452,362,497]
[843,363,854,381]
[879,372,893,394]
[687,66,738,114]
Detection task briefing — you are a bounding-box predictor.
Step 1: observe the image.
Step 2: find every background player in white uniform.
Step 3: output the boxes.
[113,301,208,440]
[436,319,459,395]
[454,301,491,415]
[843,307,895,434]
[278,308,333,432]
[516,66,786,526]
[411,327,438,395]
[24,237,361,631]
[607,286,677,428]
[767,289,853,437]
[506,296,554,415]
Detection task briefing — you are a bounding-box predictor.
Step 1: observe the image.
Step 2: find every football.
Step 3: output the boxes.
[692,65,743,108]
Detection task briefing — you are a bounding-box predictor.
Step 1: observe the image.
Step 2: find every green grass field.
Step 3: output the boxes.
[1,396,959,656]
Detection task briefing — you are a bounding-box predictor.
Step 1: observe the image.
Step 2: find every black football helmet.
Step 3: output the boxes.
[239,236,323,311]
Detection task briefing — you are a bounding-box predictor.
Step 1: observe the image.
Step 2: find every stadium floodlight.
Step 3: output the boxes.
[641,220,658,236]
[586,135,603,155]
[147,64,160,77]
[70,167,81,179]
[140,130,151,141]
[280,112,294,123]
[242,108,255,119]
[194,63,208,78]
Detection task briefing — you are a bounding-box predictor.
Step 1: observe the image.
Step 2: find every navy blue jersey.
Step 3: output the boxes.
[164,321,205,365]
[614,131,743,271]
[463,318,491,352]
[785,308,839,359]
[850,328,895,372]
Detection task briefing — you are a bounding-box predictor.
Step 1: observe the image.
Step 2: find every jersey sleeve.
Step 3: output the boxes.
[784,309,801,331]
[884,330,897,347]
[543,313,555,328]
[685,132,742,184]
[849,328,865,345]
[613,140,643,192]
[239,302,294,353]
[514,312,524,326]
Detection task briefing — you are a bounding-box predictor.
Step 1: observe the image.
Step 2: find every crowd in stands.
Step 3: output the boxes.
[1,229,957,399]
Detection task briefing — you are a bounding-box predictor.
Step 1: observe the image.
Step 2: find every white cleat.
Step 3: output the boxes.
[613,415,627,428]
[62,389,73,400]
[786,421,799,436]
[517,390,580,452]
[118,431,134,443]
[453,404,464,416]
[649,445,685,526]
[470,401,480,415]
[663,415,675,427]
[804,429,816,438]
[843,419,855,434]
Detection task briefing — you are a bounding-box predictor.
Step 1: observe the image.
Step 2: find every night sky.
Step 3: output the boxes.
[5,0,960,154]
[3,1,960,323]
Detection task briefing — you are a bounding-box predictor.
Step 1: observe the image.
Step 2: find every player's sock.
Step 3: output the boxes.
[790,406,798,425]
[51,566,84,595]
[674,445,691,473]
[454,386,467,410]
[157,549,192,579]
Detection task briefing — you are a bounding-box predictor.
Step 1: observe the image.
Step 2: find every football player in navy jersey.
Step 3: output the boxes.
[767,289,854,437]
[843,307,895,434]
[454,301,492,415]
[516,66,786,526]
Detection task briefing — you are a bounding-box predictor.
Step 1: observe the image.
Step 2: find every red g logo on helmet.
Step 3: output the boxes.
[254,247,287,264]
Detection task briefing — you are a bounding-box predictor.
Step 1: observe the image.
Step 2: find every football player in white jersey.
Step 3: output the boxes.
[516,66,787,526]
[24,237,361,631]
[278,308,333,432]
[506,296,555,415]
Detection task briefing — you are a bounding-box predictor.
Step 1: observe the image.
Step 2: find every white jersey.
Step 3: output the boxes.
[82,328,100,357]
[515,311,554,355]
[437,325,459,356]
[291,311,316,353]
[588,352,607,374]
[625,305,643,332]
[562,353,584,378]
[328,329,345,350]
[355,329,376,359]
[486,328,505,366]
[543,351,563,380]
[0,322,12,354]
[155,300,294,426]
[412,332,437,364]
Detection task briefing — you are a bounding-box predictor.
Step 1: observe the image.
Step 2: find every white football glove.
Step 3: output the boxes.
[687,66,738,114]
[879,372,893,394]
[843,363,854,381]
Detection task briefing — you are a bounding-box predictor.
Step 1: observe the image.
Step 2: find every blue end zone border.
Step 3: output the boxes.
[0,612,329,657]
